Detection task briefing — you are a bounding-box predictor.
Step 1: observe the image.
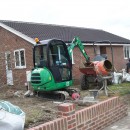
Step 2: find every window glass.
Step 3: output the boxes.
[7,53,12,70]
[34,45,47,67]
[20,50,25,66]
[124,46,130,59]
[49,42,71,81]
[14,49,26,68]
[49,44,69,66]
[15,51,20,66]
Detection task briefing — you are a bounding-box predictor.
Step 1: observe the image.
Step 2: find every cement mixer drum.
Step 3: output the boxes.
[79,60,113,90]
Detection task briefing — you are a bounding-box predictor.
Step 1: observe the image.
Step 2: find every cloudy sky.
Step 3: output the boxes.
[1,0,130,39]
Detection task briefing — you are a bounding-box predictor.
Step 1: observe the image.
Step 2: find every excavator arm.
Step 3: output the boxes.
[68,37,90,62]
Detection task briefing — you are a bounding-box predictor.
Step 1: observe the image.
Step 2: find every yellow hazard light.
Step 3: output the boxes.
[35,38,39,43]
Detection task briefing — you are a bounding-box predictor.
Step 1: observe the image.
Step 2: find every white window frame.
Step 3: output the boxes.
[71,50,75,64]
[14,49,26,69]
[124,46,130,59]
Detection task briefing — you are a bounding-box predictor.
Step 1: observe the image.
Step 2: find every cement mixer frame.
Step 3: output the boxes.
[80,40,113,90]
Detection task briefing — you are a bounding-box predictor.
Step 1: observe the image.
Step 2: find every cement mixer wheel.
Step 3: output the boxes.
[80,74,89,90]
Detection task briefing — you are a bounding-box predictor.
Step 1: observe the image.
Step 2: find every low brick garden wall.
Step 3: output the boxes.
[27,97,128,130]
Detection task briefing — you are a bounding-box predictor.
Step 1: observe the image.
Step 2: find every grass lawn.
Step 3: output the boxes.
[108,82,130,96]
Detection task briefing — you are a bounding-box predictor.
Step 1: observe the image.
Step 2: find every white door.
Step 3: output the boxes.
[5,52,13,85]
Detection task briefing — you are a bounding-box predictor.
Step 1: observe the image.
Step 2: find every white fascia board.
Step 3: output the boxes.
[82,43,124,46]
[66,42,124,46]
[0,22,36,45]
[123,44,130,46]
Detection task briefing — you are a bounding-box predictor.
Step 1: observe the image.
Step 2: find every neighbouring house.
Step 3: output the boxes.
[0,20,130,89]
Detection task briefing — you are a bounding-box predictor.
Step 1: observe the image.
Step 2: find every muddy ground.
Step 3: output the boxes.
[0,86,130,130]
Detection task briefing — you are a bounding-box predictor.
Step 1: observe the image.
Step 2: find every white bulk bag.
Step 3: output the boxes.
[0,101,25,130]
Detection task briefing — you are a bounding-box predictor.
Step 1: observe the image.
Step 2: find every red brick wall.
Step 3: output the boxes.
[27,97,128,130]
[0,27,34,89]
[106,46,127,70]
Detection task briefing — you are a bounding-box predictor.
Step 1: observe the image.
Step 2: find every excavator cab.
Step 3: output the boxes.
[48,41,72,82]
[32,39,72,91]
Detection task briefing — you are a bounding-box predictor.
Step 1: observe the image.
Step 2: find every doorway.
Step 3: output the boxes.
[5,52,13,85]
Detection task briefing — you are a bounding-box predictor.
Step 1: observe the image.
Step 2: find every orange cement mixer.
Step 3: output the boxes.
[79,60,113,76]
[93,60,112,75]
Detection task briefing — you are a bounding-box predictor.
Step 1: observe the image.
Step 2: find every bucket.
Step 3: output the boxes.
[93,60,112,75]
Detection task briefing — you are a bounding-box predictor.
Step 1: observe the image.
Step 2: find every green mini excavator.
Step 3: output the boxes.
[30,37,90,100]
[30,37,113,100]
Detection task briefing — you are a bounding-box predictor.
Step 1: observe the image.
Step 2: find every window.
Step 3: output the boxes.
[6,52,12,70]
[34,45,47,67]
[14,49,26,68]
[71,50,75,64]
[124,46,130,59]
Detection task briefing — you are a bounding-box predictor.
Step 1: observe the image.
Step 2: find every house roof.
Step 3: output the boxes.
[0,20,130,44]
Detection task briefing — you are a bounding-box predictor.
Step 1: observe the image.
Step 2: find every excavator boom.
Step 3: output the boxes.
[68,37,90,62]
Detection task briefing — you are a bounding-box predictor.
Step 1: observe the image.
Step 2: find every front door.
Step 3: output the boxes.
[5,52,13,85]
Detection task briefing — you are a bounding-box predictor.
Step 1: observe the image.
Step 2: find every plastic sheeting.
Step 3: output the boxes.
[113,69,130,84]
[0,100,25,130]
[113,72,123,84]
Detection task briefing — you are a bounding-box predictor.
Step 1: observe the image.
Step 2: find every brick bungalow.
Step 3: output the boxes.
[0,20,130,89]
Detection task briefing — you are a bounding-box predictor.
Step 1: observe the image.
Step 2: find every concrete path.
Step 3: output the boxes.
[104,112,130,130]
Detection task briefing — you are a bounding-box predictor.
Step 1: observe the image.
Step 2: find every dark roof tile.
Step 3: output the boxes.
[0,20,130,44]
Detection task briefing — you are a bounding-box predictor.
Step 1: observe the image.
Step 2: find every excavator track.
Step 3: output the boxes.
[35,90,70,101]
[54,91,70,101]
[66,88,80,95]
[34,88,80,101]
